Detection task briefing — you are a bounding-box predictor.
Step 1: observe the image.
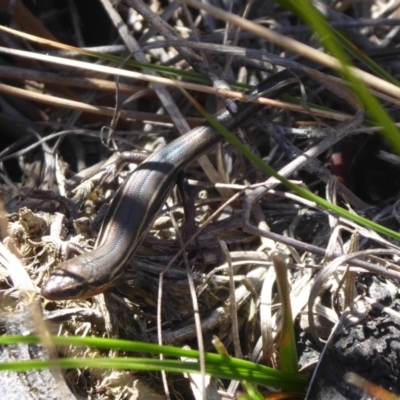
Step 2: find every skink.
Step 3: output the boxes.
[41,71,293,300]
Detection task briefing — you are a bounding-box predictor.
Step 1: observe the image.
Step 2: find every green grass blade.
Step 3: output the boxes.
[276,0,400,155]
[0,335,308,393]
[332,30,399,85]
[181,87,400,242]
[273,254,298,373]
